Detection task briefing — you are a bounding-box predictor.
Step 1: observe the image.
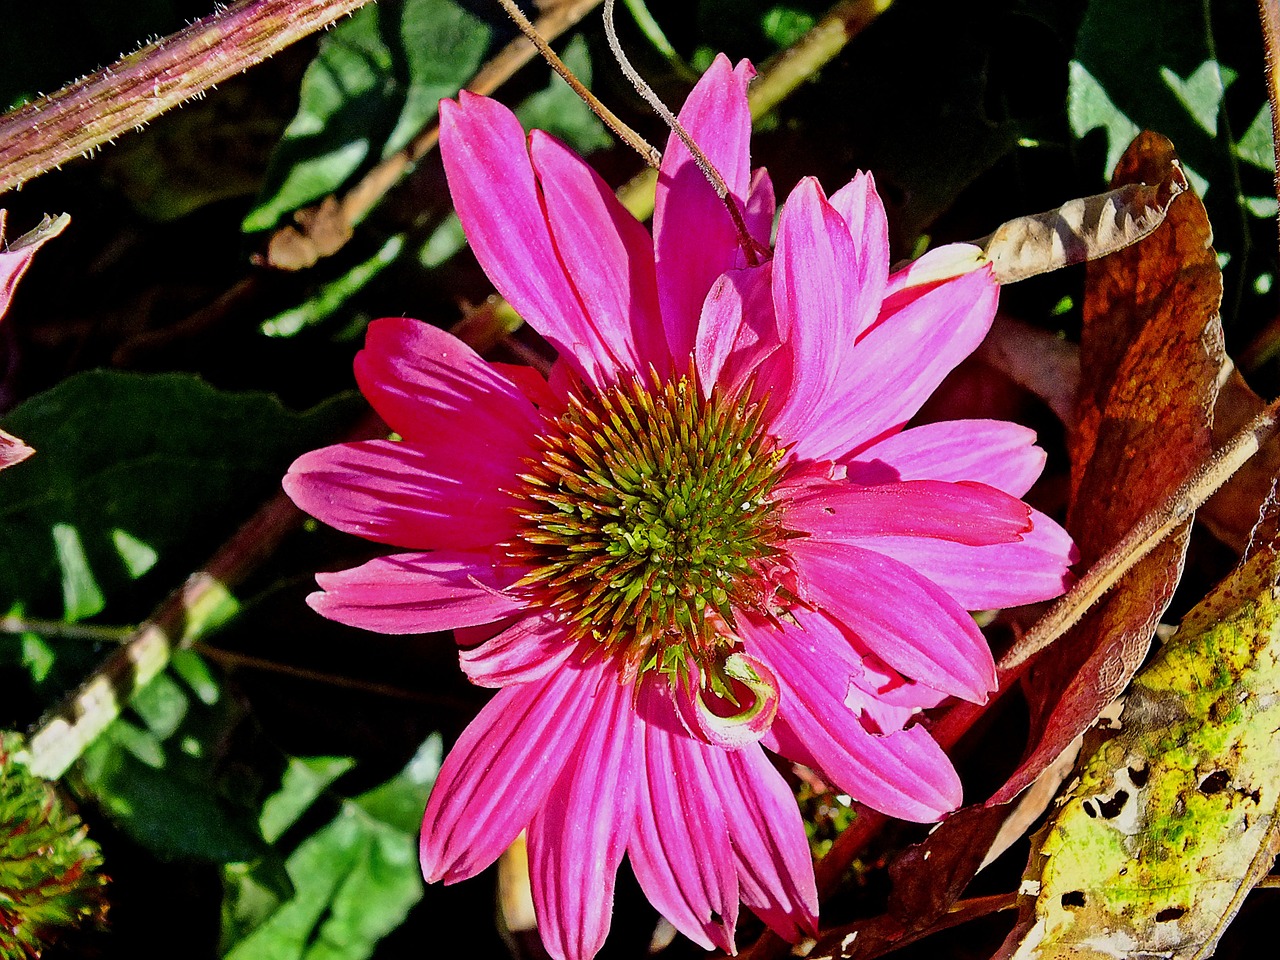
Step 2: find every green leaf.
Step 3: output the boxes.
[221,736,442,960]
[73,653,267,863]
[1009,532,1280,960]
[0,371,358,628]
[242,0,491,234]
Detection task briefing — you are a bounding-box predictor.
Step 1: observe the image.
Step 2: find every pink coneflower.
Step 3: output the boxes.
[1,210,65,471]
[284,56,1076,960]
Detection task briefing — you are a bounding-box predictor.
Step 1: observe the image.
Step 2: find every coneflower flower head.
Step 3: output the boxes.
[284,55,1077,960]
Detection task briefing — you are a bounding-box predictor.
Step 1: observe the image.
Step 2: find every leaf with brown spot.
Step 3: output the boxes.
[991,131,1225,806]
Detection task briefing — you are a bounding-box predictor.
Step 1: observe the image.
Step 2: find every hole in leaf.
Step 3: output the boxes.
[1061,891,1086,908]
[1198,770,1230,795]
[1082,800,1098,818]
[1097,790,1130,819]
[1127,763,1149,787]
[1155,906,1187,922]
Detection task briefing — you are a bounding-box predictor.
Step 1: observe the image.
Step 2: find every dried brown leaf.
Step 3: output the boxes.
[978,167,1187,284]
[991,131,1225,806]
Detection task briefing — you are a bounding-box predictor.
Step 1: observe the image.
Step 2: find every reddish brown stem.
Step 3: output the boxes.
[0,0,372,194]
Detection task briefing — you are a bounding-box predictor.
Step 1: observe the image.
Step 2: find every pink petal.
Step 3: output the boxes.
[770,178,862,437]
[846,419,1047,496]
[0,428,34,471]
[458,613,575,688]
[421,657,611,884]
[529,131,668,373]
[858,509,1077,610]
[630,683,739,953]
[790,540,996,701]
[745,167,776,250]
[439,94,623,387]
[693,262,780,396]
[884,242,985,299]
[746,616,961,821]
[353,317,540,447]
[672,652,780,749]
[310,550,524,634]
[828,171,890,339]
[782,478,1031,546]
[707,740,818,940]
[654,55,755,361]
[788,267,999,461]
[284,438,522,551]
[527,671,640,960]
[1,210,67,324]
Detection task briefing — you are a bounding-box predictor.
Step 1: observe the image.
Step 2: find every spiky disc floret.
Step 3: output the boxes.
[510,370,793,681]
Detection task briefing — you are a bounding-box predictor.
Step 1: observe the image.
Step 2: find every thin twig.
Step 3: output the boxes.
[1258,0,1280,263]
[602,0,760,264]
[0,616,132,644]
[0,0,373,194]
[1001,397,1280,673]
[496,0,660,168]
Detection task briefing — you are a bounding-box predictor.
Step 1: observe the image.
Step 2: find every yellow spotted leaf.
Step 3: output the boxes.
[1004,532,1280,960]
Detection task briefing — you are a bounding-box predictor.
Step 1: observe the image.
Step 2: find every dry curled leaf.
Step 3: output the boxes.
[977,166,1188,284]
[993,131,1225,806]
[999,527,1280,960]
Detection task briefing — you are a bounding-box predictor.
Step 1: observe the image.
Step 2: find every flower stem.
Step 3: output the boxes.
[496,0,661,168]
[602,0,762,265]
[0,0,373,194]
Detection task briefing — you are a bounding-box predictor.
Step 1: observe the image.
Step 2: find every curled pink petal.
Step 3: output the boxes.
[694,262,780,397]
[0,429,34,471]
[673,652,780,750]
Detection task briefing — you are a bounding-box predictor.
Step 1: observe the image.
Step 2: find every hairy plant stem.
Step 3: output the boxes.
[602,0,761,265]
[496,0,660,168]
[0,0,372,194]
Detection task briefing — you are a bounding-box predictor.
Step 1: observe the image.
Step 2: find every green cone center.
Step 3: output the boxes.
[511,372,788,681]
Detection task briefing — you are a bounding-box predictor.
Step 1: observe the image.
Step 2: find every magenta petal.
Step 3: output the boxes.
[527,673,640,960]
[694,262,779,395]
[310,550,524,634]
[847,419,1047,496]
[784,478,1031,546]
[354,317,540,447]
[630,683,739,953]
[828,171,890,339]
[530,131,668,374]
[791,540,997,701]
[770,177,861,437]
[439,94,622,387]
[672,652,780,749]
[746,617,961,821]
[654,54,755,361]
[0,429,34,471]
[859,509,1077,610]
[706,741,819,940]
[790,267,999,460]
[458,613,575,688]
[284,438,522,551]
[744,167,776,252]
[420,658,610,884]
